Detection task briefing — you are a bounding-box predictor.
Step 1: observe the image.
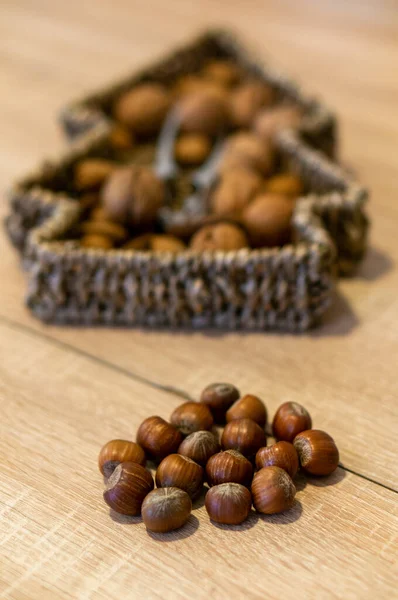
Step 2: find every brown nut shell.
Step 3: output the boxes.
[254,105,302,141]
[179,89,229,136]
[136,416,182,461]
[124,234,185,253]
[219,132,274,177]
[190,222,249,251]
[170,402,213,436]
[211,168,262,216]
[114,83,171,136]
[226,394,267,427]
[178,431,220,466]
[205,482,252,525]
[74,159,116,191]
[156,454,204,497]
[175,134,212,166]
[173,75,226,99]
[272,402,312,443]
[98,439,146,478]
[79,220,128,243]
[200,383,240,423]
[151,235,186,253]
[255,441,299,478]
[201,60,242,87]
[265,174,303,198]
[293,430,339,476]
[81,234,113,250]
[242,193,294,248]
[103,462,154,515]
[109,124,135,150]
[251,466,296,514]
[221,418,267,459]
[206,449,253,487]
[89,206,113,222]
[142,487,192,533]
[101,165,165,228]
[230,81,275,128]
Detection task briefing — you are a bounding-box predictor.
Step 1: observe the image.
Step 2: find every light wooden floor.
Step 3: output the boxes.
[1,1,398,598]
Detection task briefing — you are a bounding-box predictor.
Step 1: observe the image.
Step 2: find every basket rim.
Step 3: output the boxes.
[8,123,368,266]
[59,27,336,143]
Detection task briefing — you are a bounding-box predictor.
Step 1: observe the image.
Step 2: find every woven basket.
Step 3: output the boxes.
[5,121,367,331]
[60,29,337,157]
[4,29,369,330]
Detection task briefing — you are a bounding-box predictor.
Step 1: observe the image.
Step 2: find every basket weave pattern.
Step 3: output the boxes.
[4,31,369,330]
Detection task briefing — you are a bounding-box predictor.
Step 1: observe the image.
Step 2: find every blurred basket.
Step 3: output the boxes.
[6,123,367,331]
[4,29,369,330]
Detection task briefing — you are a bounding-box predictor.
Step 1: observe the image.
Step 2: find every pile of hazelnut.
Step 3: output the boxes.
[72,59,304,252]
[99,383,339,534]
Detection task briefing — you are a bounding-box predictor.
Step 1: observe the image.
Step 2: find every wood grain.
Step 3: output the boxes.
[0,321,397,600]
[1,0,398,597]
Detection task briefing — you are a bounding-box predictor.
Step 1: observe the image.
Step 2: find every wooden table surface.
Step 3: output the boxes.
[1,1,398,598]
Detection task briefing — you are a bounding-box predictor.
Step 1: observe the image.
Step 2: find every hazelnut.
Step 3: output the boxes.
[178,431,220,466]
[255,442,299,479]
[178,89,229,136]
[136,416,182,461]
[151,235,186,253]
[205,483,252,525]
[173,75,225,99]
[272,402,312,443]
[265,174,303,198]
[141,487,192,533]
[206,450,253,487]
[211,168,262,216]
[114,83,171,136]
[123,234,185,252]
[251,466,296,514]
[109,124,135,150]
[98,439,146,478]
[201,60,242,87]
[242,193,294,247]
[221,418,266,459]
[79,220,128,244]
[200,383,240,423]
[175,134,212,166]
[170,402,213,436]
[293,430,339,476]
[226,394,267,427]
[101,165,165,228]
[230,81,275,128]
[254,105,302,141]
[103,462,154,515]
[89,206,112,222]
[80,234,113,250]
[74,159,116,191]
[190,222,249,251]
[218,132,274,177]
[156,454,204,497]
